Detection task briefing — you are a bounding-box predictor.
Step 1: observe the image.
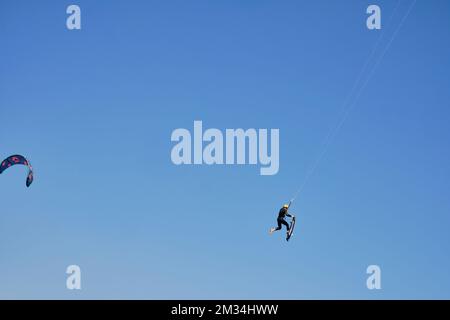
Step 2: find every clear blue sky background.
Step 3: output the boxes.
[1,0,450,299]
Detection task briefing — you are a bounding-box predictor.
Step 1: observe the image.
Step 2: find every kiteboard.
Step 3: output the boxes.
[286,216,296,241]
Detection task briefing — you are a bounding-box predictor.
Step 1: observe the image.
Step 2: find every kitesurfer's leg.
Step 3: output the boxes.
[281,219,290,232]
[269,218,281,234]
[280,219,290,238]
[275,218,283,231]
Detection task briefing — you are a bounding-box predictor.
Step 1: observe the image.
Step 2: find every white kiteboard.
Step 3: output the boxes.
[286,216,296,241]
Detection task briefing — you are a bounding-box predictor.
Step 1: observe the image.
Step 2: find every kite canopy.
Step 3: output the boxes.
[0,155,34,187]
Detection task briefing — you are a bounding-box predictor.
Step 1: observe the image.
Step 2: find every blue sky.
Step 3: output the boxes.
[1,0,450,299]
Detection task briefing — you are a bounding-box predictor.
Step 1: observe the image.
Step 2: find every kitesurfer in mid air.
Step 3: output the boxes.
[269,204,293,238]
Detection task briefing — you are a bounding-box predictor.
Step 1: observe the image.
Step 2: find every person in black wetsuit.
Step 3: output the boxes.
[270,204,293,237]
